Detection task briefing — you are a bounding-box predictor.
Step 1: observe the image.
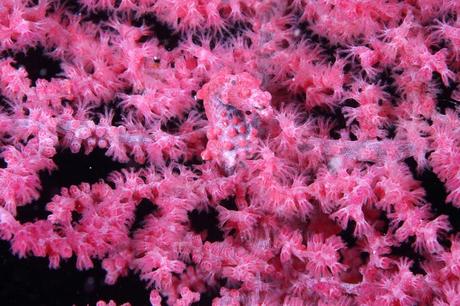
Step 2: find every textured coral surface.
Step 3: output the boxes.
[1,0,460,305]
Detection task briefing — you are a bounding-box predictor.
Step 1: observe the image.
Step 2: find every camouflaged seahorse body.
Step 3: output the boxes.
[197,72,273,174]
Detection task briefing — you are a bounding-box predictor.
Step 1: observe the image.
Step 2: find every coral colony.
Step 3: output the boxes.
[3,0,460,305]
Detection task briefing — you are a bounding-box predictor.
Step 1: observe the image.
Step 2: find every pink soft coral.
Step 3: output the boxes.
[1,0,460,305]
